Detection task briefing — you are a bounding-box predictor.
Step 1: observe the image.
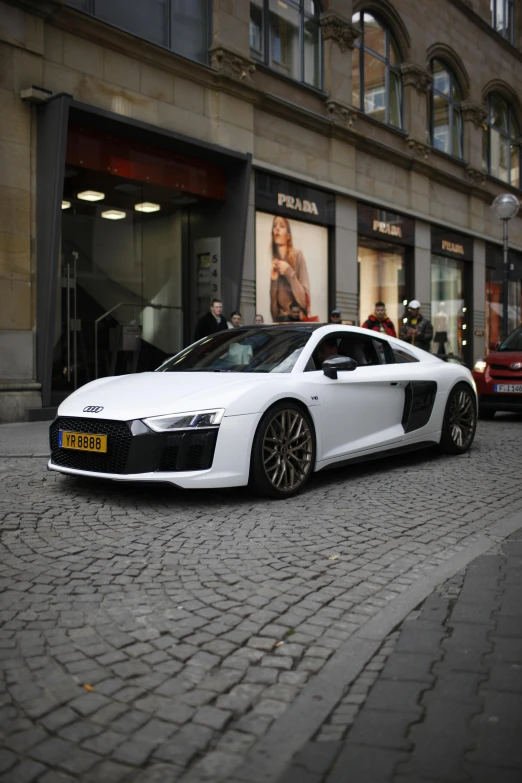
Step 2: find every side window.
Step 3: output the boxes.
[393,346,419,363]
[372,338,386,364]
[308,332,394,370]
[372,338,396,365]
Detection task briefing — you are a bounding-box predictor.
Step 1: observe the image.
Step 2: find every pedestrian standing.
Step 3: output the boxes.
[329,309,342,324]
[194,298,228,341]
[227,311,242,329]
[253,314,264,324]
[362,301,397,337]
[399,300,433,351]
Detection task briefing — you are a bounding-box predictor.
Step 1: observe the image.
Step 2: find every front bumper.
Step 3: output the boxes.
[474,371,522,412]
[477,393,522,412]
[48,413,257,488]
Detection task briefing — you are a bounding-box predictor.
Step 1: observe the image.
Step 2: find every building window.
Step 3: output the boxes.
[249,0,322,89]
[483,93,521,188]
[352,11,402,129]
[429,60,463,159]
[491,0,514,43]
[66,0,210,65]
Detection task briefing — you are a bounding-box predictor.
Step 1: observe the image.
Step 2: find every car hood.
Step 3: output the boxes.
[486,351,522,365]
[57,372,277,421]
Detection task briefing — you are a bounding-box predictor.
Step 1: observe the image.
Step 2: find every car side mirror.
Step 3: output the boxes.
[489,341,500,351]
[323,356,358,380]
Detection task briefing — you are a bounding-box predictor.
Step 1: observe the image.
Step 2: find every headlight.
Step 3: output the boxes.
[143,409,225,432]
[473,359,487,373]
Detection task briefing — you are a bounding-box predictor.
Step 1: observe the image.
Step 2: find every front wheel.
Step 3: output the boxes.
[439,383,477,455]
[249,402,315,498]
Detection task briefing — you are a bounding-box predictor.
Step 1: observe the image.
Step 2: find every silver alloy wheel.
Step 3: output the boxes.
[262,409,313,492]
[448,389,475,448]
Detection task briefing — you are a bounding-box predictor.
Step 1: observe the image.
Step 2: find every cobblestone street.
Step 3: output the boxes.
[1,415,521,783]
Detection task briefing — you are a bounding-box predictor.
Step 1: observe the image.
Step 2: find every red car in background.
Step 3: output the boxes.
[472,326,522,418]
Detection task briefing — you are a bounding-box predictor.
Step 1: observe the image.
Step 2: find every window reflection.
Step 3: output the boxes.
[429,60,462,159]
[491,0,514,43]
[66,0,210,64]
[352,11,402,128]
[250,0,322,88]
[250,0,264,55]
[364,53,386,122]
[483,93,521,186]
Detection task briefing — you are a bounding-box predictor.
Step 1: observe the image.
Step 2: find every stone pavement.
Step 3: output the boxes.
[0,414,521,783]
[275,527,522,783]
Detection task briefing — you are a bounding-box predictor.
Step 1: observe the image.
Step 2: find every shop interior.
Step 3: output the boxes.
[52,124,226,403]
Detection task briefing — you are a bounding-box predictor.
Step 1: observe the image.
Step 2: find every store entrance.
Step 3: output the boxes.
[431,255,470,361]
[51,123,226,403]
[358,238,410,332]
[52,170,190,402]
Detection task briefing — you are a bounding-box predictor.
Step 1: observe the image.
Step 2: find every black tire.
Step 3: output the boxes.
[478,407,496,420]
[249,401,315,499]
[439,382,477,455]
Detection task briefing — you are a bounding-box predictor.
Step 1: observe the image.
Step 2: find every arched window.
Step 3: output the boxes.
[352,11,402,129]
[429,60,463,159]
[250,0,322,89]
[483,94,520,188]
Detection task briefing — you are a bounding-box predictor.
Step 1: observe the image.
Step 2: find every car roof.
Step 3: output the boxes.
[235,324,324,332]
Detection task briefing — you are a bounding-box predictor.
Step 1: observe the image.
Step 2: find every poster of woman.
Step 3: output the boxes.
[255,212,328,323]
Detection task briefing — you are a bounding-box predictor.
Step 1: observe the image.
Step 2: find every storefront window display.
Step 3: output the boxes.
[255,174,334,323]
[357,205,414,332]
[486,244,522,349]
[431,228,472,362]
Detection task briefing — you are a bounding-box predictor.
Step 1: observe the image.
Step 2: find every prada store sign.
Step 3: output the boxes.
[255,172,335,226]
[358,204,415,245]
[432,226,473,261]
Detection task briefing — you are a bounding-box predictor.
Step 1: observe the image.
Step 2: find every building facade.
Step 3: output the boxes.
[1,0,521,420]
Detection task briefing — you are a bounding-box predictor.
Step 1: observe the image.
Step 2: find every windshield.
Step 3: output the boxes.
[157,328,312,373]
[499,327,522,352]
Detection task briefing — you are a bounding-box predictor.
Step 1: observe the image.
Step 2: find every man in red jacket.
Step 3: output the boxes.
[362,301,397,337]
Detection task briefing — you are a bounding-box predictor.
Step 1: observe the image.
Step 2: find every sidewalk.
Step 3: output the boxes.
[277,528,522,783]
[0,420,50,457]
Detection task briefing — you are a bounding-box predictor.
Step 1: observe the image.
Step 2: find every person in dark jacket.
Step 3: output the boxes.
[362,301,397,337]
[399,300,433,351]
[194,298,228,341]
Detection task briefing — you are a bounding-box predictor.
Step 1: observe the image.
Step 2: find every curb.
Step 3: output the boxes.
[229,510,522,783]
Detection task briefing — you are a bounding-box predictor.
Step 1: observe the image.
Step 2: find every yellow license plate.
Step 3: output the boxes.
[59,430,107,453]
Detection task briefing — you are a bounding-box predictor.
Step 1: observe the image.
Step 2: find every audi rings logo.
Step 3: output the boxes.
[510,362,522,371]
[83,406,104,413]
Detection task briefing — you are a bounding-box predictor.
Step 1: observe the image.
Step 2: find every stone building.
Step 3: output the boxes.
[0,0,521,420]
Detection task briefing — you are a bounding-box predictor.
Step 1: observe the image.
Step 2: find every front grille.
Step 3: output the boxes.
[490,375,522,381]
[490,363,522,372]
[50,417,132,474]
[158,430,218,472]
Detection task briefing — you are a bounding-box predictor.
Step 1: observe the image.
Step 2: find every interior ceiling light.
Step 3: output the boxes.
[61,200,71,209]
[77,190,105,202]
[134,202,161,213]
[101,209,126,220]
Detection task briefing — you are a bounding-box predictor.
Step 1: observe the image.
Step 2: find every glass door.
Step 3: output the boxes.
[431,254,469,360]
[358,238,409,332]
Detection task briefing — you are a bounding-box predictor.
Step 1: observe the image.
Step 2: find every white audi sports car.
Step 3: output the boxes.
[49,325,477,498]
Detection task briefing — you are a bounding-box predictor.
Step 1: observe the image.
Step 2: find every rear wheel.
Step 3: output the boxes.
[478,407,496,420]
[249,402,315,498]
[439,383,477,455]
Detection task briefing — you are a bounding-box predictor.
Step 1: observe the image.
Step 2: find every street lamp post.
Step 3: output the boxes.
[491,193,520,340]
